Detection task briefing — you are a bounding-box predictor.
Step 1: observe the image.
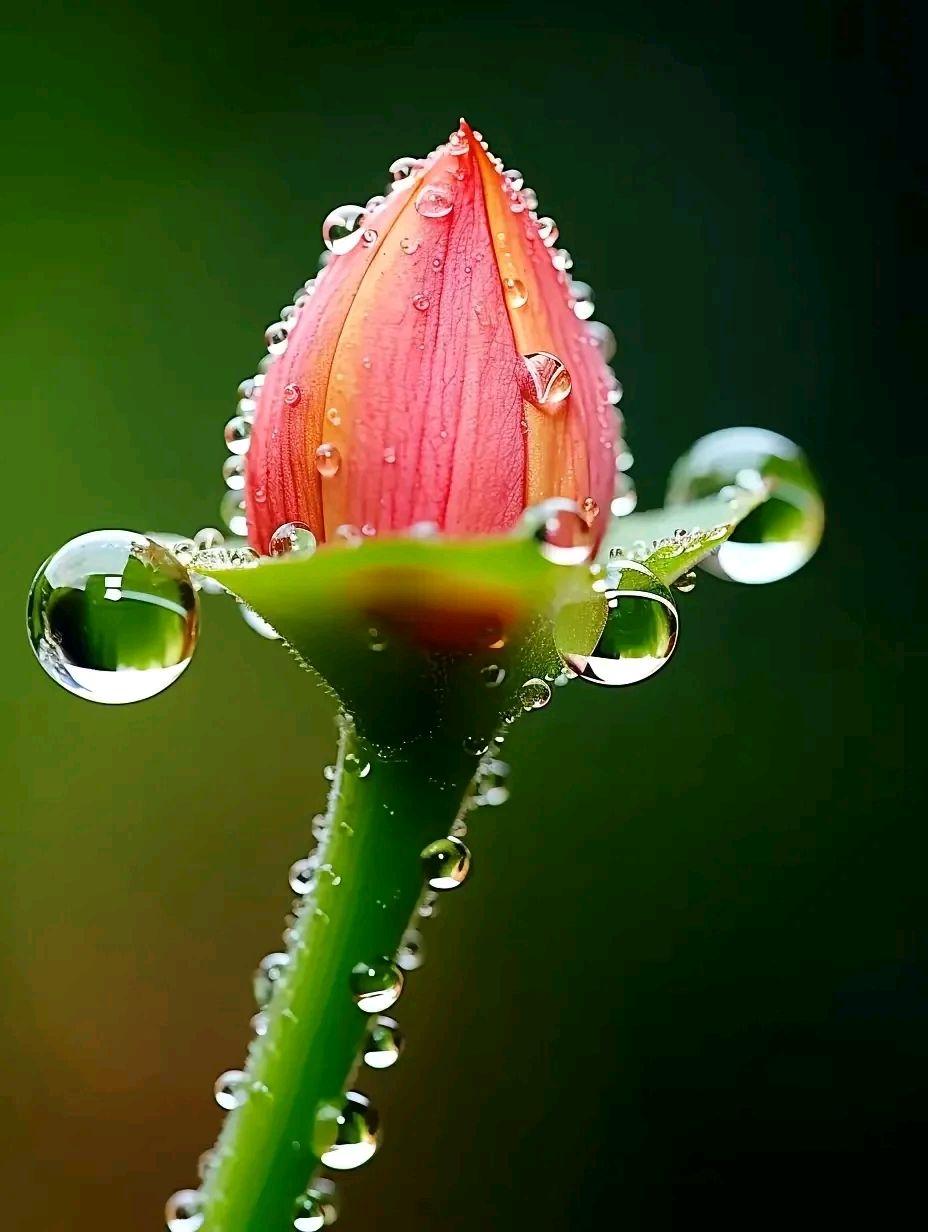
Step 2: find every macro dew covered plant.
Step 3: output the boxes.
[26,120,824,1232]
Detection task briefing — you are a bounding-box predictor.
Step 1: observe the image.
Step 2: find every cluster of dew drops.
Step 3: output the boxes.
[218,121,636,562]
[165,736,504,1232]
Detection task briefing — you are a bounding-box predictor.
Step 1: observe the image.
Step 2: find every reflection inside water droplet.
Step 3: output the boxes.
[415,182,454,218]
[504,277,527,308]
[527,499,593,566]
[523,352,572,407]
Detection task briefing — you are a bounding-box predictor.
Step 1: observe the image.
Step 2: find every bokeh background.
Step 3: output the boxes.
[1,1,919,1228]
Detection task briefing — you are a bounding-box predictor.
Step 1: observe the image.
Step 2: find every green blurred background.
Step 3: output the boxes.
[1,1,919,1227]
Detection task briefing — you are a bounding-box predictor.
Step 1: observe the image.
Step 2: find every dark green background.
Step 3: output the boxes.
[1,2,919,1228]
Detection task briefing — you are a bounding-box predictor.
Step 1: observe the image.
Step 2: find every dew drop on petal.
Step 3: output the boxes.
[283,382,302,407]
[222,454,246,490]
[523,352,572,407]
[26,532,199,705]
[526,498,593,565]
[315,443,341,478]
[269,522,317,558]
[165,1189,203,1232]
[666,427,824,584]
[322,204,368,255]
[558,560,679,686]
[412,293,430,311]
[317,1092,380,1170]
[536,216,559,246]
[350,958,403,1013]
[420,836,470,891]
[363,1016,404,1069]
[399,237,419,255]
[415,182,454,218]
[265,322,290,356]
[503,277,527,308]
[587,320,617,362]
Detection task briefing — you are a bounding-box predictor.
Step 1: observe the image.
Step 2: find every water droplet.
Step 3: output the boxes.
[289,856,319,895]
[570,280,595,319]
[481,663,506,687]
[399,236,419,255]
[389,156,424,184]
[448,128,469,155]
[238,601,280,640]
[351,958,403,1013]
[317,1092,380,1170]
[251,1011,269,1037]
[220,491,248,536]
[165,1189,203,1232]
[552,248,573,271]
[519,677,551,710]
[382,446,397,464]
[325,406,342,427]
[363,1016,404,1069]
[587,320,616,362]
[666,427,824,584]
[315,443,341,478]
[581,497,600,526]
[265,322,290,356]
[504,277,527,309]
[527,498,593,565]
[269,522,317,558]
[283,382,302,406]
[611,481,638,517]
[214,1069,248,1110]
[463,735,489,756]
[415,182,454,218]
[293,1179,338,1231]
[322,204,367,255]
[222,455,246,490]
[477,758,510,807]
[536,216,559,246]
[224,415,252,455]
[559,560,679,686]
[194,527,224,551]
[523,352,572,406]
[503,167,524,190]
[333,524,362,548]
[397,927,424,972]
[412,293,430,312]
[674,570,697,594]
[254,951,290,1009]
[26,532,199,705]
[344,752,371,777]
[421,836,470,891]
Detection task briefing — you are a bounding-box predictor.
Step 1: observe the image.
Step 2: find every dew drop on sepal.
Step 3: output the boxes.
[666,427,824,584]
[26,531,199,705]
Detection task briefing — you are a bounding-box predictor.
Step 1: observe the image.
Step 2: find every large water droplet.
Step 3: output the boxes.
[415,181,454,218]
[214,1069,248,1110]
[322,204,368,255]
[351,958,404,1012]
[421,836,470,891]
[317,1092,380,1170]
[264,322,290,356]
[293,1179,338,1231]
[26,532,199,705]
[666,427,824,584]
[254,951,290,1008]
[315,443,341,479]
[526,498,593,565]
[363,1016,404,1069]
[165,1189,203,1232]
[523,352,572,407]
[222,455,246,490]
[224,415,252,455]
[269,522,317,558]
[558,560,679,686]
[504,277,527,309]
[519,677,551,710]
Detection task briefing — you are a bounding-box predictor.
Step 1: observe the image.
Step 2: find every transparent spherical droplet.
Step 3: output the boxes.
[165,1188,203,1232]
[666,427,824,584]
[611,481,638,517]
[523,352,572,407]
[322,204,367,255]
[351,958,404,1013]
[238,601,280,640]
[194,527,224,551]
[397,926,425,972]
[294,1179,338,1231]
[269,522,317,558]
[519,677,551,710]
[504,277,527,309]
[315,443,341,479]
[220,491,248,536]
[254,951,290,1009]
[363,1015,404,1069]
[536,216,559,246]
[26,532,199,705]
[389,156,423,184]
[481,663,506,687]
[503,167,524,190]
[317,1092,380,1171]
[214,1069,248,1110]
[587,320,617,362]
[343,752,370,777]
[283,382,302,406]
[415,181,454,218]
[412,293,430,311]
[463,735,489,756]
[222,454,246,490]
[552,247,573,271]
[399,236,419,255]
[478,758,510,807]
[264,321,290,356]
[674,570,697,594]
[224,415,252,455]
[421,836,470,891]
[559,560,679,686]
[526,498,593,565]
[289,855,319,895]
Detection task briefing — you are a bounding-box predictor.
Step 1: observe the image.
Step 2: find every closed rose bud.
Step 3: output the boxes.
[245,120,622,553]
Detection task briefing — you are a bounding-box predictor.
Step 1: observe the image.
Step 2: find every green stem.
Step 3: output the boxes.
[200,718,476,1232]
